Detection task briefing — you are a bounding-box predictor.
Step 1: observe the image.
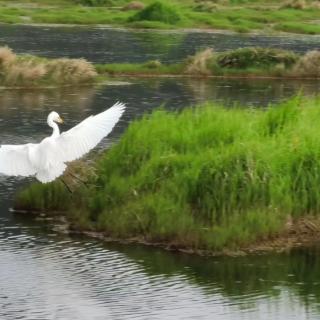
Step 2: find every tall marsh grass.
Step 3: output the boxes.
[0,47,97,87]
[292,50,320,78]
[15,96,320,251]
[185,48,215,75]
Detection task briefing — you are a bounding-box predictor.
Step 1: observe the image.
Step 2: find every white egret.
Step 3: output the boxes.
[0,102,125,183]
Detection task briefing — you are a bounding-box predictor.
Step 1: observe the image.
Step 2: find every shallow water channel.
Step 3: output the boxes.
[0,25,320,319]
[0,24,320,63]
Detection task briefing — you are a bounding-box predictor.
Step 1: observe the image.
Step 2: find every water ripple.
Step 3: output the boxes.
[0,65,319,319]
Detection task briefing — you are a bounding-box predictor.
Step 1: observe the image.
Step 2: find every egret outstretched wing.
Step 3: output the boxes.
[0,102,125,183]
[0,144,37,177]
[53,101,125,163]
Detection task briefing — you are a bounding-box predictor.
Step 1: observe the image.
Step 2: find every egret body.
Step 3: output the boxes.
[0,102,125,183]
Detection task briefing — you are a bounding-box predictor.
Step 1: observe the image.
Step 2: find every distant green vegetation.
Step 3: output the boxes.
[15,96,320,252]
[128,1,182,25]
[0,0,319,34]
[0,46,97,87]
[96,47,320,79]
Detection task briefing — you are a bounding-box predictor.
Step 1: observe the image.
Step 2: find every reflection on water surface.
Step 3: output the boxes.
[0,67,320,319]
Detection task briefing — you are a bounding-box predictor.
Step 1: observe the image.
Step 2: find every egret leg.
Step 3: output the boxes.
[67,171,88,188]
[60,178,73,194]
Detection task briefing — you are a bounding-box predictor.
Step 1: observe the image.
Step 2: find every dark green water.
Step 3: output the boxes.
[2,208,320,320]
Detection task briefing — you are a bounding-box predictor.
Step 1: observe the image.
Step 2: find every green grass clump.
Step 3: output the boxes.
[128,1,182,25]
[216,47,298,69]
[15,96,320,252]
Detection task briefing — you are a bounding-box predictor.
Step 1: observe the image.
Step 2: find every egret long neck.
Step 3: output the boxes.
[49,121,60,138]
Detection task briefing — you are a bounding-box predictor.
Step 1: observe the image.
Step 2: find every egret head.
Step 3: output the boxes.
[47,111,63,125]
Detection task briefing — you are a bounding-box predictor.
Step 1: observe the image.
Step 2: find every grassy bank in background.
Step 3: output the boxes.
[15,96,320,253]
[96,47,320,79]
[0,0,319,34]
[0,46,97,87]
[2,46,319,86]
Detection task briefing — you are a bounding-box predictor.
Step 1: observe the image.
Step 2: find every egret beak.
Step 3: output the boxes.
[56,117,64,124]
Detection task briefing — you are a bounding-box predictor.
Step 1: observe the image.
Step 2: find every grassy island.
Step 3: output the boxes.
[4,46,320,87]
[0,46,97,87]
[14,96,320,254]
[0,0,319,35]
[96,47,320,79]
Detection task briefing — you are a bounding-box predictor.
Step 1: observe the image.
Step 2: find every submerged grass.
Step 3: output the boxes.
[15,96,320,252]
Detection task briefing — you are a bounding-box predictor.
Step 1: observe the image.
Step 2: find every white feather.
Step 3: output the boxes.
[0,144,37,177]
[0,102,125,183]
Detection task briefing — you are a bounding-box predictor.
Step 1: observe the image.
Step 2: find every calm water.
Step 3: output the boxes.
[0,78,320,319]
[0,24,320,319]
[0,24,319,63]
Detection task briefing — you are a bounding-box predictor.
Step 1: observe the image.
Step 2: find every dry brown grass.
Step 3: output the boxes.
[0,46,97,87]
[281,0,307,9]
[4,60,47,85]
[0,47,16,67]
[46,58,97,84]
[122,1,145,11]
[292,50,320,77]
[311,1,320,9]
[185,48,214,75]
[281,0,320,9]
[194,1,220,12]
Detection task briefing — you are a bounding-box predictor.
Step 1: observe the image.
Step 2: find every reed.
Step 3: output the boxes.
[292,50,320,78]
[0,47,97,87]
[184,48,215,75]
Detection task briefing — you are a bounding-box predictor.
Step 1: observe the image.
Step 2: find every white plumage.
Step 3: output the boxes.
[0,102,125,183]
